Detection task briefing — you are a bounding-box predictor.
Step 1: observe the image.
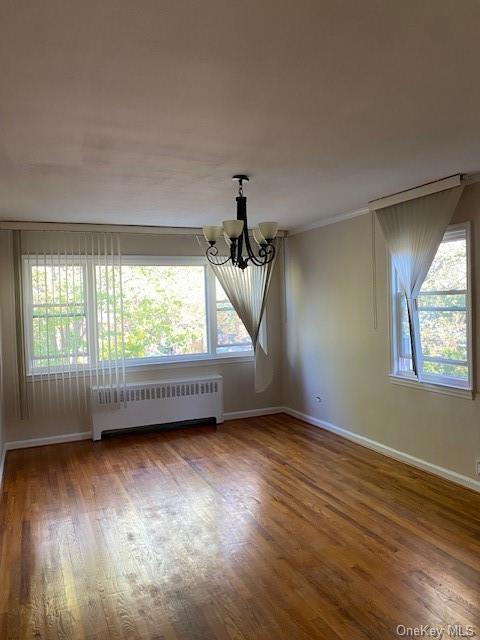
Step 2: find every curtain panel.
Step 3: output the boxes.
[375,186,463,376]
[207,241,278,392]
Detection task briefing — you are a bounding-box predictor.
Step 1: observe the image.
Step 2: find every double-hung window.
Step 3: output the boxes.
[23,256,253,374]
[390,223,472,393]
[26,260,89,370]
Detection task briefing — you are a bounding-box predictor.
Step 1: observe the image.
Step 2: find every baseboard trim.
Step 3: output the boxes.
[2,410,284,449]
[5,431,92,452]
[224,407,284,421]
[282,407,480,493]
[2,410,284,450]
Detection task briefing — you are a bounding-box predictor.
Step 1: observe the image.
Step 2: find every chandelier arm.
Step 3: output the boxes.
[206,254,234,266]
[245,251,267,267]
[249,250,275,267]
[258,244,275,261]
[245,241,276,266]
[206,244,234,266]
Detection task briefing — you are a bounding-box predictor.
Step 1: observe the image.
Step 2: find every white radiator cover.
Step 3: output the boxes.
[89,375,223,440]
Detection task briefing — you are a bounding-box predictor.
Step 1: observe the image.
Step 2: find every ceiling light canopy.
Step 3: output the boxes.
[203,175,278,270]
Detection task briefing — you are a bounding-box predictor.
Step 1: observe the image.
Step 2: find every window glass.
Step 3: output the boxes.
[421,236,467,291]
[97,265,208,360]
[215,279,252,353]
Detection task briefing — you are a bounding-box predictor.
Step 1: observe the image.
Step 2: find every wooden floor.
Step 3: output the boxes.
[1,414,479,640]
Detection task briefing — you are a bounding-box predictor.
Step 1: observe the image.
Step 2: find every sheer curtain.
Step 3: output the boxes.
[15,230,126,417]
[208,244,277,392]
[374,186,463,375]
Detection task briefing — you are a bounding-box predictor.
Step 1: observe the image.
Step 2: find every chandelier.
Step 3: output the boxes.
[202,175,278,270]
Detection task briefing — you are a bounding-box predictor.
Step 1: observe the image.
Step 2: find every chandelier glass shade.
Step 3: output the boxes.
[202,176,278,270]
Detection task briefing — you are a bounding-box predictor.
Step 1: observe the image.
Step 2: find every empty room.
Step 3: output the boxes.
[0,1,479,639]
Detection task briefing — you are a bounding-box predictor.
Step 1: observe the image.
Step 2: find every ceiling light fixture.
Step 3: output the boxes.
[202,175,278,270]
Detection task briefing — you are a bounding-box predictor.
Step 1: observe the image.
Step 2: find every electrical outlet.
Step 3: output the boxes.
[476,459,480,476]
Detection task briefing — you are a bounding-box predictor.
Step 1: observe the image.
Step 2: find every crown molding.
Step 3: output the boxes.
[0,220,287,237]
[368,174,461,211]
[288,207,370,236]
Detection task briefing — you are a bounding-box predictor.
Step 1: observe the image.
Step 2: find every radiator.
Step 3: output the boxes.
[89,375,223,440]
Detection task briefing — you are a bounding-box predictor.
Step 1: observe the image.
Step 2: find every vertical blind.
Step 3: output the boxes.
[16,231,126,416]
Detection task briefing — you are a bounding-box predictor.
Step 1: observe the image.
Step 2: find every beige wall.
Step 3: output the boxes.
[0,231,283,443]
[283,183,480,481]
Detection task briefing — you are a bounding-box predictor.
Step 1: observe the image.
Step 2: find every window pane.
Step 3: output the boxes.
[32,315,88,368]
[31,265,84,305]
[97,265,207,360]
[30,264,88,370]
[215,280,252,353]
[422,362,468,380]
[417,293,466,309]
[421,237,466,291]
[418,309,467,362]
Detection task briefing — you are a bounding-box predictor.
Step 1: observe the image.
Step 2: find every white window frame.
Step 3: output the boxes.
[23,255,256,377]
[389,222,474,399]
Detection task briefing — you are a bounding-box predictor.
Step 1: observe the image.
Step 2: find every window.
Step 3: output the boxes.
[23,256,252,374]
[390,223,472,391]
[28,262,89,370]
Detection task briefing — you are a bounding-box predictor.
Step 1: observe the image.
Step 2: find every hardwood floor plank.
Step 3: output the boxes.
[1,414,479,639]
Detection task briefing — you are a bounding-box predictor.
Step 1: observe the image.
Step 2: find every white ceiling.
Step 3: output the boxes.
[1,0,480,229]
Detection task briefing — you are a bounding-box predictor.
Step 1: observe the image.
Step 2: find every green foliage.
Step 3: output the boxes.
[422,238,466,291]
[419,310,467,361]
[422,362,468,379]
[97,265,207,359]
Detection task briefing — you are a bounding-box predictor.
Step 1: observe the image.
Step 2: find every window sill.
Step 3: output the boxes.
[122,353,255,372]
[26,353,255,381]
[389,374,474,400]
